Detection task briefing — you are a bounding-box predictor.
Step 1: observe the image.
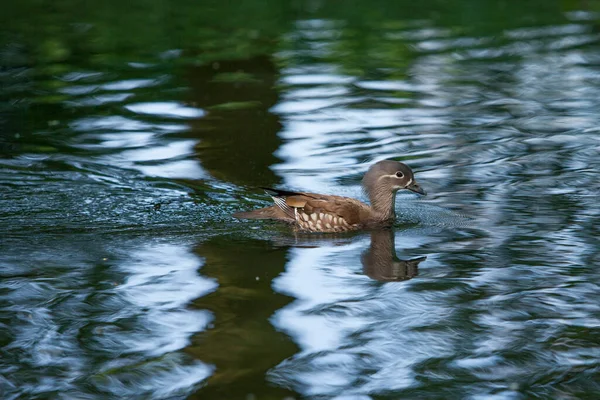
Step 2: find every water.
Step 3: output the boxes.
[2,1,600,399]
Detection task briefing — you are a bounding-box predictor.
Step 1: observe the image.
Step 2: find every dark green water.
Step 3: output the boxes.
[2,1,600,398]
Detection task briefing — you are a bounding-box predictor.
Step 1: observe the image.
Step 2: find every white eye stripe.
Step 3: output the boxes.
[379,174,404,179]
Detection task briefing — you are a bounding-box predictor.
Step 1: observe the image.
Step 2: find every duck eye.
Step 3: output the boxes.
[395,171,404,178]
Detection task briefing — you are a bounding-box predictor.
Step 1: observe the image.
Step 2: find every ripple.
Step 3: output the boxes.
[126,102,206,119]
[0,239,216,399]
[282,72,355,86]
[71,116,186,133]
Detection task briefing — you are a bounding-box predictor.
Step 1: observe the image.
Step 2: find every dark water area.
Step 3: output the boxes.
[2,1,600,398]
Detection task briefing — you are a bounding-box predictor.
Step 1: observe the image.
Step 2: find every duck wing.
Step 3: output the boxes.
[263,187,367,231]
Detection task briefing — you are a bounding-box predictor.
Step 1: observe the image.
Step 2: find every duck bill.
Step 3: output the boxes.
[406,181,426,195]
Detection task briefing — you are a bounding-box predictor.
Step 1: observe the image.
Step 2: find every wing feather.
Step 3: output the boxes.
[263,187,367,229]
[271,196,295,219]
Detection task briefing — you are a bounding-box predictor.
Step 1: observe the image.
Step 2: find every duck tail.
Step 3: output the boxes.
[232,206,284,220]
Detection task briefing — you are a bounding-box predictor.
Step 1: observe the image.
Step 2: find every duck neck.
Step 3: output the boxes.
[369,189,397,221]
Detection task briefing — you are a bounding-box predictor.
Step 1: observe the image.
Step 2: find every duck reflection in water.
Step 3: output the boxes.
[274,228,427,282]
[362,229,426,282]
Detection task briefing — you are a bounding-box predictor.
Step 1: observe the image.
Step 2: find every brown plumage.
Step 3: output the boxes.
[233,160,426,233]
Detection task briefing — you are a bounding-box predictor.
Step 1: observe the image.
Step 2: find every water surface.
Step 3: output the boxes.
[2,1,600,399]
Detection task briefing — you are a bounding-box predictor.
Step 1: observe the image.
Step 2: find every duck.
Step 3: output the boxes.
[233,160,426,233]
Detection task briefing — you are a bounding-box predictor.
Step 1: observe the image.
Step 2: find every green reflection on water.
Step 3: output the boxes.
[189,236,297,398]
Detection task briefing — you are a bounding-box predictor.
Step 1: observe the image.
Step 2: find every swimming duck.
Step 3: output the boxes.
[233,160,426,233]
